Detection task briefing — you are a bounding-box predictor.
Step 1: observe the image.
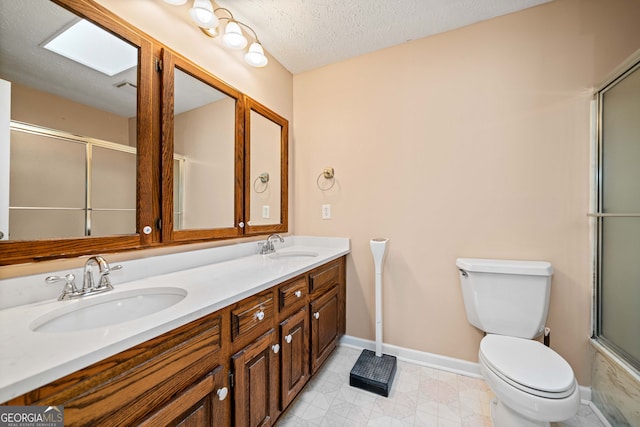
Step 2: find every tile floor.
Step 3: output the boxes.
[276,346,607,427]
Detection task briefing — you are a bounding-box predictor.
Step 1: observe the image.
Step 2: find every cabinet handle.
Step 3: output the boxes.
[294,290,302,298]
[313,312,320,320]
[216,387,228,401]
[272,344,280,354]
[285,334,292,344]
[256,310,265,321]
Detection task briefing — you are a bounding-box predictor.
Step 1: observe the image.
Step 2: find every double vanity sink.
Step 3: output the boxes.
[31,251,320,334]
[0,237,348,403]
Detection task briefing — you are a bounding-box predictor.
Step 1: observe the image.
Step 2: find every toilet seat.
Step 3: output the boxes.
[479,335,576,399]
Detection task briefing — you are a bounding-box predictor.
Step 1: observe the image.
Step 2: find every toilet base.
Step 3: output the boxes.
[491,398,550,427]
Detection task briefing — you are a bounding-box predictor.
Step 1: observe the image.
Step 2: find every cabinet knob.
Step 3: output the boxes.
[313,312,320,320]
[256,310,265,321]
[294,290,302,298]
[285,334,292,344]
[272,344,280,354]
[216,387,228,401]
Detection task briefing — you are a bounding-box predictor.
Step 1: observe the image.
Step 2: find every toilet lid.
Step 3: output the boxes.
[480,335,575,397]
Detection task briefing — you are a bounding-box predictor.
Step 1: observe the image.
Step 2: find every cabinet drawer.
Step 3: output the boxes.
[278,277,307,312]
[232,292,274,341]
[309,260,341,294]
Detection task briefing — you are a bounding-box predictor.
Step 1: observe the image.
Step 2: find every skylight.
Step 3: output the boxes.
[43,19,137,76]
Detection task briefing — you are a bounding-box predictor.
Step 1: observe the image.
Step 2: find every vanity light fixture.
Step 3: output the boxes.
[162,0,268,68]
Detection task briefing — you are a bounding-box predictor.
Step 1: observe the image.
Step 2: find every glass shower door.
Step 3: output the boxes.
[597,60,640,371]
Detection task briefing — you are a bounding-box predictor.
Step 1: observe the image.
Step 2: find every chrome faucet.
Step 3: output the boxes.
[83,255,120,291]
[260,234,284,255]
[46,256,122,300]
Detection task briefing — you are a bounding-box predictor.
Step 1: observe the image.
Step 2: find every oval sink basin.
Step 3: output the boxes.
[31,287,187,333]
[268,251,319,261]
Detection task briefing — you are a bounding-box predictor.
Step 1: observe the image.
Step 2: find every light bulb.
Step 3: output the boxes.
[163,0,187,5]
[189,0,218,28]
[223,21,247,49]
[244,42,268,67]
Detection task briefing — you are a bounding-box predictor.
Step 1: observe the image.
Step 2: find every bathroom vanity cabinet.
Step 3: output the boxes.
[5,312,228,426]
[4,256,346,427]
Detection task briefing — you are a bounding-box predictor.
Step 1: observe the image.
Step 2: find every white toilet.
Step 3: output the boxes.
[456,258,580,427]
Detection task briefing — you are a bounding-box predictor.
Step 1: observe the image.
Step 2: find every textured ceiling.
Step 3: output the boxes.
[214,0,552,74]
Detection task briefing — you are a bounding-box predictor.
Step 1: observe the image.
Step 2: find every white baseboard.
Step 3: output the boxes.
[339,334,594,405]
[340,335,482,378]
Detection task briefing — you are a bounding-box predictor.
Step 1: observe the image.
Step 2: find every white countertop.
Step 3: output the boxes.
[0,236,350,403]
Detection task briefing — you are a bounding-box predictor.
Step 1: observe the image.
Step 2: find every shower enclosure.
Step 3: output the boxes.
[592,51,640,425]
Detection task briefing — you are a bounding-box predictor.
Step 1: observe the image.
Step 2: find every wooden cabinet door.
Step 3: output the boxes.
[280,306,309,409]
[232,329,279,427]
[139,365,228,427]
[310,285,339,374]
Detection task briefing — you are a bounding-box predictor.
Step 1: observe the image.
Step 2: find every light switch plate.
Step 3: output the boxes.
[262,205,270,219]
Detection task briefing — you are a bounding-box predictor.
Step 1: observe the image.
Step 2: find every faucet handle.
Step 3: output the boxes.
[45,273,78,300]
[97,263,122,289]
[45,273,76,286]
[109,264,123,272]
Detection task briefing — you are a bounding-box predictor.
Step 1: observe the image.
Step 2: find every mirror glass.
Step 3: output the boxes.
[0,0,138,241]
[172,67,236,230]
[249,110,282,226]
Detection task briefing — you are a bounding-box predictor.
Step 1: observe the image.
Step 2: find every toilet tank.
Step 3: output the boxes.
[456,258,553,339]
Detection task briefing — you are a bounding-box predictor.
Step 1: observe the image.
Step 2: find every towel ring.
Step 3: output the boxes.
[316,167,335,191]
[253,172,269,194]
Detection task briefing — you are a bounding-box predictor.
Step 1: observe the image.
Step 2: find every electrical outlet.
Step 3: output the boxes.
[262,205,270,219]
[322,204,331,220]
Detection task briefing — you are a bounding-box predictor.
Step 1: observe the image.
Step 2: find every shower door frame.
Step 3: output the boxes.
[592,54,640,374]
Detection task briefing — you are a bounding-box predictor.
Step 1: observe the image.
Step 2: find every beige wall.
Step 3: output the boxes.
[292,0,640,385]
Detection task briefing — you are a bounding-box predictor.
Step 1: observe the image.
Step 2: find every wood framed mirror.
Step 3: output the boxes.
[0,0,153,265]
[244,97,288,235]
[0,0,289,266]
[160,49,245,243]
